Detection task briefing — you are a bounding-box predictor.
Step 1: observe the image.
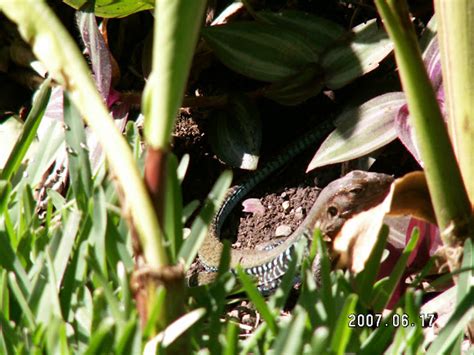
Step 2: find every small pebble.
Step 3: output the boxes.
[275,225,292,237]
[183,228,191,239]
[282,201,290,211]
[295,207,304,220]
[242,314,253,325]
[228,310,239,318]
[280,191,288,199]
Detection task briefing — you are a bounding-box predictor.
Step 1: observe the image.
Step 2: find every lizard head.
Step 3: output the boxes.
[318,170,394,238]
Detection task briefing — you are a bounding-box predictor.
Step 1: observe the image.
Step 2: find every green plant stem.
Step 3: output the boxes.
[434,0,474,201]
[374,0,473,262]
[0,1,167,268]
[143,0,207,149]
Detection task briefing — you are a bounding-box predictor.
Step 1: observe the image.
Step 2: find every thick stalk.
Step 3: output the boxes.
[434,0,474,200]
[374,1,473,268]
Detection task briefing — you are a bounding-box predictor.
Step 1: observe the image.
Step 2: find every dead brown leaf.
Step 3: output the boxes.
[332,171,437,272]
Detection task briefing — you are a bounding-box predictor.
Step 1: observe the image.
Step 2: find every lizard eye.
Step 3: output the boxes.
[327,206,338,218]
[349,187,363,195]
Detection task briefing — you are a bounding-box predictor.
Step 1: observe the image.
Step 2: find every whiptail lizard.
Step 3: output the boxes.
[193,121,394,292]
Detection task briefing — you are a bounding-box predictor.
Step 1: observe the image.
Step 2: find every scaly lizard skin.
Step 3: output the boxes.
[196,170,393,292]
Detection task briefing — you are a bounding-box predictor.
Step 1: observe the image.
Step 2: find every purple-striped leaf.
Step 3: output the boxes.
[307,92,405,171]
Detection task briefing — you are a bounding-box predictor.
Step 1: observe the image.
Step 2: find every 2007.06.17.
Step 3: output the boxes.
[348,313,437,328]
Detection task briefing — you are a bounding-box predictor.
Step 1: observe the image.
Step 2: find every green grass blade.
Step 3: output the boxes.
[360,313,396,354]
[206,241,231,354]
[87,249,126,326]
[0,312,16,354]
[8,272,35,328]
[143,286,166,339]
[46,317,70,355]
[273,308,307,354]
[310,326,330,353]
[53,209,81,288]
[241,322,268,354]
[329,293,358,355]
[457,238,473,303]
[115,318,140,355]
[1,78,51,181]
[84,318,115,355]
[0,231,31,295]
[426,287,474,354]
[356,224,389,306]
[0,180,11,215]
[236,266,277,334]
[224,321,239,355]
[178,170,232,268]
[403,291,424,353]
[270,237,305,310]
[43,251,63,321]
[117,262,132,318]
[314,228,334,327]
[89,187,107,275]
[163,153,183,262]
[182,200,199,224]
[372,228,420,311]
[63,92,92,207]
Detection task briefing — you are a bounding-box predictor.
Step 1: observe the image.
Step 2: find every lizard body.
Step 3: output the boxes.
[197,170,393,292]
[190,116,393,291]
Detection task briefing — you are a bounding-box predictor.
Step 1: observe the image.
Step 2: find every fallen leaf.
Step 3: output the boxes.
[332,171,436,272]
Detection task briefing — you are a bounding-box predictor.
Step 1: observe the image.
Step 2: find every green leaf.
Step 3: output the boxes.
[209,94,261,170]
[63,0,154,18]
[308,92,405,171]
[257,10,344,52]
[202,22,318,82]
[263,64,324,105]
[322,19,393,89]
